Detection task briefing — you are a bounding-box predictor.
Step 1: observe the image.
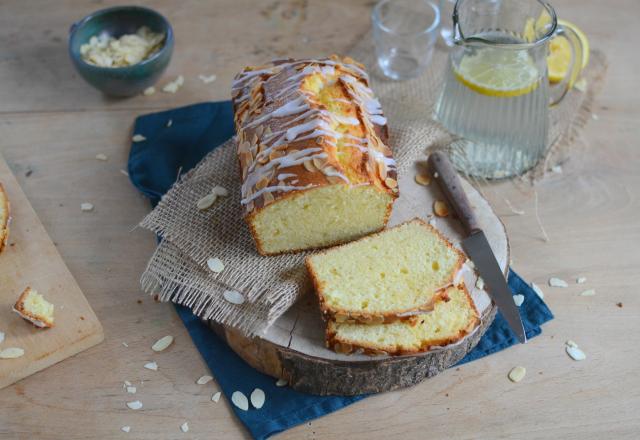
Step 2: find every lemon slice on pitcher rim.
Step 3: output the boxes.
[548,19,590,83]
[454,47,540,98]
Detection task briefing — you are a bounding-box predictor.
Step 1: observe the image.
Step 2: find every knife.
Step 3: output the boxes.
[428,151,526,343]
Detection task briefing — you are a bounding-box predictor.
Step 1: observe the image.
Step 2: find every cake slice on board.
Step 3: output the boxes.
[0,183,9,253]
[326,285,479,356]
[306,218,466,324]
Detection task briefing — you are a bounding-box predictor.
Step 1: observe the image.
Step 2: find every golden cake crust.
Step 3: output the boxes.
[305,218,466,324]
[0,183,9,253]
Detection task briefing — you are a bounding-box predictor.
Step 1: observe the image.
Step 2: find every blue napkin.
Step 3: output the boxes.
[128,102,554,440]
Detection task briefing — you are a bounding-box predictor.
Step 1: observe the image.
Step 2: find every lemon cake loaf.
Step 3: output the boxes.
[326,285,479,356]
[232,55,398,255]
[13,287,55,328]
[0,183,9,253]
[306,219,466,323]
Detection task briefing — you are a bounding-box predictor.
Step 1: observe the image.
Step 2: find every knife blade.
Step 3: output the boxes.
[428,151,526,343]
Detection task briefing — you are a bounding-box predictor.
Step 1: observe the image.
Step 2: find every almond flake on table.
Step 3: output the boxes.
[551,165,563,174]
[211,391,222,402]
[132,134,147,142]
[197,193,217,210]
[250,388,266,409]
[576,276,587,284]
[207,257,225,273]
[566,345,586,361]
[198,74,217,84]
[122,342,129,347]
[162,75,184,93]
[433,200,449,217]
[508,366,526,383]
[81,202,94,212]
[549,277,568,288]
[0,331,4,344]
[143,361,158,371]
[166,119,173,127]
[531,282,544,299]
[143,86,155,96]
[95,153,108,161]
[513,294,525,307]
[231,391,249,411]
[124,380,132,387]
[196,375,213,385]
[126,400,143,410]
[121,426,131,433]
[151,335,174,352]
[223,290,245,305]
[212,185,229,197]
[579,289,596,297]
[126,386,137,394]
[120,169,129,177]
[180,422,189,433]
[414,173,431,186]
[475,277,485,290]
[275,378,288,387]
[0,347,24,359]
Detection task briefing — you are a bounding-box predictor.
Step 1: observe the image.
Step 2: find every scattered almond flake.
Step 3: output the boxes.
[122,342,129,347]
[576,276,587,284]
[592,113,599,120]
[143,86,156,96]
[198,74,217,84]
[196,375,213,385]
[211,391,222,402]
[433,171,439,178]
[531,282,544,299]
[81,202,94,212]
[513,294,525,307]
[223,290,245,305]
[275,378,288,387]
[120,169,130,177]
[579,289,596,297]
[95,153,108,161]
[0,331,4,344]
[566,345,586,361]
[250,388,266,409]
[549,277,568,288]
[126,400,143,410]
[212,186,229,197]
[414,173,431,186]
[231,391,249,411]
[508,366,526,383]
[162,75,184,93]
[475,277,485,290]
[207,257,225,273]
[124,380,132,387]
[551,165,563,174]
[180,422,189,433]
[126,386,137,394]
[132,134,146,142]
[121,426,131,433]
[166,119,173,127]
[565,340,578,348]
[574,77,588,92]
[143,361,158,371]
[197,193,217,211]
[433,200,449,217]
[0,347,24,359]
[151,335,174,352]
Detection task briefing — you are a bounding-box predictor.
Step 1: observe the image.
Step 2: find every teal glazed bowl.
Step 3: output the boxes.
[68,6,173,97]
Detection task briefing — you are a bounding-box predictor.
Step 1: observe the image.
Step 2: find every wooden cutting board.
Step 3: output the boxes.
[0,154,103,389]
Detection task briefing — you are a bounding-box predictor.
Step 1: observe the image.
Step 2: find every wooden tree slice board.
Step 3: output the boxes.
[213,166,508,395]
[0,154,104,389]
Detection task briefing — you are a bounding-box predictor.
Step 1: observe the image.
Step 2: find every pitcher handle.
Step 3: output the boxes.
[549,24,584,107]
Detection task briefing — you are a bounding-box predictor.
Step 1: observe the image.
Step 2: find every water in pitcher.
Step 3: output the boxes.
[435,31,550,178]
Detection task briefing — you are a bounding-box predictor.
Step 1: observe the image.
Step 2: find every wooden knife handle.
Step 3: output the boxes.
[428,151,481,236]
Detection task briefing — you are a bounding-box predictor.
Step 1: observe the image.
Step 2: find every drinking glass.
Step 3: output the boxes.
[434,0,584,178]
[372,0,440,80]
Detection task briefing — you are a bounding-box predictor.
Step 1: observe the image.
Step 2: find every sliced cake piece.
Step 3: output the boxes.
[13,287,55,328]
[306,218,466,323]
[326,285,479,356]
[0,183,9,253]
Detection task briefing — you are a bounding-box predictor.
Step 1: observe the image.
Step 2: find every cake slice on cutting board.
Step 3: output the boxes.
[326,284,479,355]
[13,287,55,328]
[305,218,466,324]
[0,183,9,253]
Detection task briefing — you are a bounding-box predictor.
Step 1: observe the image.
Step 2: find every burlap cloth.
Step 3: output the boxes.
[140,36,607,336]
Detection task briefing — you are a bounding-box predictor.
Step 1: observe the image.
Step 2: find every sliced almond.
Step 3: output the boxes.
[255,125,264,137]
[579,289,596,297]
[199,74,217,84]
[313,157,328,169]
[0,347,24,359]
[275,378,288,387]
[327,175,345,184]
[126,400,143,410]
[180,422,189,433]
[264,127,273,136]
[166,119,173,128]
[231,391,249,411]
[211,391,222,402]
[566,345,586,361]
[143,86,155,96]
[250,388,265,409]
[212,186,229,197]
[196,375,213,385]
[513,294,525,307]
[124,380,132,387]
[508,366,526,383]
[207,258,225,273]
[258,155,269,164]
[549,277,568,288]
[197,193,217,210]
[531,282,545,299]
[238,141,251,153]
[151,335,174,352]
[384,177,397,189]
[121,426,131,433]
[256,176,270,190]
[303,160,317,172]
[95,153,108,161]
[132,134,146,142]
[81,202,94,212]
[476,277,485,290]
[223,290,245,305]
[262,192,275,205]
[126,386,137,394]
[433,200,449,217]
[269,150,285,161]
[576,276,587,284]
[143,361,158,371]
[415,173,431,186]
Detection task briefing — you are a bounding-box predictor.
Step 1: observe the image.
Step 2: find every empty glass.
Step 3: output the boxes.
[372,0,440,80]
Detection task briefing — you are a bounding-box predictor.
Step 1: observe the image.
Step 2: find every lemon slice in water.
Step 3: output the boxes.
[454,47,540,98]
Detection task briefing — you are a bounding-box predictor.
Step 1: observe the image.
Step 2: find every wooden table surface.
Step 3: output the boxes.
[0,0,638,438]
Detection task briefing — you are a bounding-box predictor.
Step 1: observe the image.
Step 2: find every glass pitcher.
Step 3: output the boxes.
[434,0,584,178]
